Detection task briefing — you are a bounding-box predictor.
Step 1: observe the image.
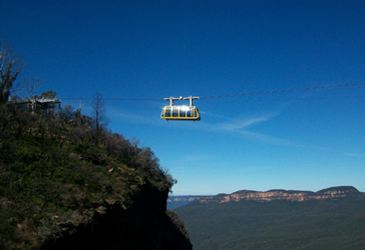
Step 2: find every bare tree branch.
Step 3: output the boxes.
[92,92,108,144]
[0,45,21,104]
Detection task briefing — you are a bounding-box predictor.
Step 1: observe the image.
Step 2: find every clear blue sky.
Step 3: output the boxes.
[2,0,365,195]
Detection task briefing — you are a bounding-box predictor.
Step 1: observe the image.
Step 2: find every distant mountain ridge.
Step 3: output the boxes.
[197,186,361,203]
[168,186,362,209]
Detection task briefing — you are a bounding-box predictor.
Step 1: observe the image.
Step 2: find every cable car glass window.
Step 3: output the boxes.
[165,108,171,117]
[172,108,178,117]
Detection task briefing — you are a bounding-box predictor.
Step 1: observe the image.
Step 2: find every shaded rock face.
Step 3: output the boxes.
[42,185,192,250]
[198,186,361,204]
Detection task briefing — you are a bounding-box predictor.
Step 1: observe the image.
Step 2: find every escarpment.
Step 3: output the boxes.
[0,104,192,250]
[197,186,361,204]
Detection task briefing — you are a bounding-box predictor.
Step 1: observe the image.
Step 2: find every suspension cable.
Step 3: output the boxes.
[59,82,365,102]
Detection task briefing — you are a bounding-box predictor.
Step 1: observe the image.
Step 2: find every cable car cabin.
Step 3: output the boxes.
[161,105,200,121]
[161,96,201,121]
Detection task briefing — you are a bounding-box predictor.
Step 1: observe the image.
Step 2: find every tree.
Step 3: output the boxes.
[0,46,20,104]
[92,92,107,144]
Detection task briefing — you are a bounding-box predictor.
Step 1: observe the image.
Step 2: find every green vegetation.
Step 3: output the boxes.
[0,99,174,249]
[176,196,365,250]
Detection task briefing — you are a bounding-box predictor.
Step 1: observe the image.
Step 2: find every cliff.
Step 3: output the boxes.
[197,186,361,203]
[42,185,191,250]
[0,104,192,250]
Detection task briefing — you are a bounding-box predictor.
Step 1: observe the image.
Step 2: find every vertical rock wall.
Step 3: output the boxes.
[42,185,192,250]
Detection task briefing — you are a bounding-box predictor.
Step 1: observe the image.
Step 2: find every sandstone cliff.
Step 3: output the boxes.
[197,186,361,203]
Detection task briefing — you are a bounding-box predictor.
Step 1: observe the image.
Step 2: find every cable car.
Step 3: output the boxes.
[161,96,200,121]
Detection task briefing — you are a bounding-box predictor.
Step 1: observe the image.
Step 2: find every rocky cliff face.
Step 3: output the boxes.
[42,185,192,250]
[198,186,361,204]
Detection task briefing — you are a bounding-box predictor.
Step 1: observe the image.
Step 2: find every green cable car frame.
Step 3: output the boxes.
[161,96,201,121]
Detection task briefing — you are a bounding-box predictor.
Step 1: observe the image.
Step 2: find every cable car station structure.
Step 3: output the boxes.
[161,96,200,121]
